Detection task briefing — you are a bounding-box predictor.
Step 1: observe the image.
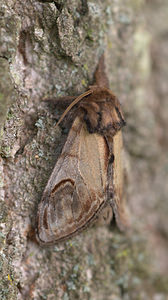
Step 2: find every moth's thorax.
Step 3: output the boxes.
[79,89,125,136]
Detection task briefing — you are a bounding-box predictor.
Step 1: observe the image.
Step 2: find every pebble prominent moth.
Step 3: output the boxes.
[36,55,128,245]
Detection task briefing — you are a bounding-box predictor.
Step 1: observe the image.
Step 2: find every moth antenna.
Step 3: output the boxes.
[55,89,92,128]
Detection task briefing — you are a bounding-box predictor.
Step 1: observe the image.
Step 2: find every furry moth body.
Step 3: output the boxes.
[36,57,128,245]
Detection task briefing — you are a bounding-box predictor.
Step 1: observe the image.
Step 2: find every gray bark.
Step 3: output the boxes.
[0,0,168,299]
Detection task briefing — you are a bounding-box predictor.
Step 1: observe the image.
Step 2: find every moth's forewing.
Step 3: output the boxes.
[36,115,109,245]
[109,131,129,230]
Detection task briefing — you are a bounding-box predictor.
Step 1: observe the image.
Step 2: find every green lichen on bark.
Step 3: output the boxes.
[0,58,15,140]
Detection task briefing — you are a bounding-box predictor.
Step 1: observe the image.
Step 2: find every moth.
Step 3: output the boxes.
[36,55,129,245]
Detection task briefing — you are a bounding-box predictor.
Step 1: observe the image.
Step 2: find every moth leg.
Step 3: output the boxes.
[43,96,80,127]
[42,96,78,108]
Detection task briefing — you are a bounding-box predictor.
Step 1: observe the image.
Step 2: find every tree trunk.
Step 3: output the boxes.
[0,0,168,299]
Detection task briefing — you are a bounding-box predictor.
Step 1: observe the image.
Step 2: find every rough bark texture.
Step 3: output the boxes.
[0,0,168,299]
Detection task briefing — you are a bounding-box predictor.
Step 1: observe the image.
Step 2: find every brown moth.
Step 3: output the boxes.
[36,55,128,245]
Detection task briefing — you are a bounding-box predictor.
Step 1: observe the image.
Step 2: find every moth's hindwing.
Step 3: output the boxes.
[109,131,129,230]
[36,115,109,245]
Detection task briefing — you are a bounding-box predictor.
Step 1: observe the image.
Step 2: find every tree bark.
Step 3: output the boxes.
[0,0,168,299]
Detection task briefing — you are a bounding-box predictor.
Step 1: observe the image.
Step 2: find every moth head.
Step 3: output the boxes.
[55,87,125,138]
[80,88,126,137]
